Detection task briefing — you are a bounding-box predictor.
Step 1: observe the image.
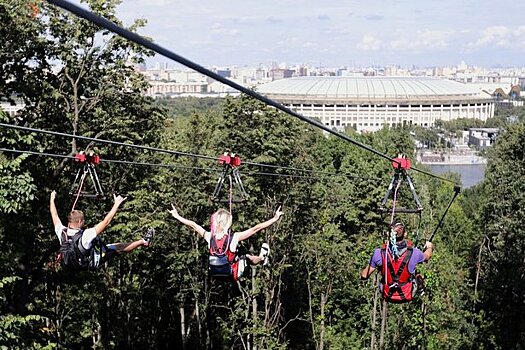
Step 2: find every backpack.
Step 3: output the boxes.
[208,233,234,277]
[59,229,93,270]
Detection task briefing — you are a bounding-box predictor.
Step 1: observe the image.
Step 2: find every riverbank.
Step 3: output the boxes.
[417,151,487,165]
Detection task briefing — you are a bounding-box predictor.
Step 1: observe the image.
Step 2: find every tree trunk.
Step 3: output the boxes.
[371,274,380,350]
[180,305,187,350]
[379,299,388,350]
[251,266,258,350]
[195,298,202,349]
[474,236,486,300]
[319,293,326,350]
[421,301,427,350]
[92,314,102,350]
[306,270,318,348]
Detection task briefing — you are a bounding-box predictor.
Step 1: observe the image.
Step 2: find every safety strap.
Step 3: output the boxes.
[385,248,413,301]
[210,233,231,256]
[387,248,413,284]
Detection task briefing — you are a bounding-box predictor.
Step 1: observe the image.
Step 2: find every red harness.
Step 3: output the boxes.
[380,242,415,303]
[209,233,235,263]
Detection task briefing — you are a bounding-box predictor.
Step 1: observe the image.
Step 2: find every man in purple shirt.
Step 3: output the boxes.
[360,222,433,302]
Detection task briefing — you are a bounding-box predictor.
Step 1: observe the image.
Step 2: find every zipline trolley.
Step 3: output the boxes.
[69,151,104,199]
[211,152,247,203]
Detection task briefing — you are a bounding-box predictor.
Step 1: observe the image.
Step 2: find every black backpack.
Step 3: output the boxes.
[59,229,93,270]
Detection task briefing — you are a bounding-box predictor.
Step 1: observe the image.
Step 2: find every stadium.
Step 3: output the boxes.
[257,77,495,132]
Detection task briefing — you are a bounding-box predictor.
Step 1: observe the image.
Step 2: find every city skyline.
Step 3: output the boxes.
[69,0,525,68]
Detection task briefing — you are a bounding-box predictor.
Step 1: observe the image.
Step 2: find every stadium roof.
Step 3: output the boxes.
[257,76,493,103]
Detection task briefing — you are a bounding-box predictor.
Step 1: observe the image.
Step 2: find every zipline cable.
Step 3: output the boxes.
[0,147,383,181]
[0,123,217,161]
[0,126,380,180]
[0,148,75,160]
[0,147,217,171]
[45,0,398,166]
[242,160,369,177]
[246,170,382,182]
[101,158,218,173]
[45,0,460,186]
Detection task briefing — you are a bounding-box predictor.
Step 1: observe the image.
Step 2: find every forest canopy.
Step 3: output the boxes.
[1,1,524,349]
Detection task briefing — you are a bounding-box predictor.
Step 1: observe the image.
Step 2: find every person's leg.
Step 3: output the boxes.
[415,273,425,295]
[106,228,155,253]
[246,254,263,265]
[107,239,147,253]
[246,243,270,265]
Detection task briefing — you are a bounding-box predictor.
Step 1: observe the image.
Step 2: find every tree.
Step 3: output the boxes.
[476,121,525,349]
[0,1,165,347]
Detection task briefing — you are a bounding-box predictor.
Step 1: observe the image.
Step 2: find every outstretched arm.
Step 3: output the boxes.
[168,204,206,238]
[94,194,127,235]
[236,206,284,242]
[49,190,62,227]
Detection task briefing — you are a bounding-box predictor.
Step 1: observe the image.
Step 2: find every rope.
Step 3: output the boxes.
[45,0,465,188]
[245,170,382,181]
[410,165,457,185]
[0,123,217,161]
[71,169,87,211]
[384,178,402,281]
[0,148,75,160]
[413,212,423,248]
[228,174,233,215]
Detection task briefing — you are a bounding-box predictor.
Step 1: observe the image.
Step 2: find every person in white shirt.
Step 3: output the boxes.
[169,205,283,281]
[50,190,154,268]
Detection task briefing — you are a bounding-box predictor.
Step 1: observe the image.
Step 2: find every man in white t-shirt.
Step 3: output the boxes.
[50,190,154,268]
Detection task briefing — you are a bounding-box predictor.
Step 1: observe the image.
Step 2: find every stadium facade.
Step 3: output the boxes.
[257,77,495,132]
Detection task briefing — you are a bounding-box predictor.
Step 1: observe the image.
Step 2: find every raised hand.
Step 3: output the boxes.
[113,193,127,206]
[274,206,283,219]
[168,204,179,218]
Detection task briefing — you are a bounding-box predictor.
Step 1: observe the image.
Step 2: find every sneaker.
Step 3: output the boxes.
[259,243,270,266]
[143,228,156,246]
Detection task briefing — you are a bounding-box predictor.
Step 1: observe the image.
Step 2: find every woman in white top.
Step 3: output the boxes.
[169,205,283,281]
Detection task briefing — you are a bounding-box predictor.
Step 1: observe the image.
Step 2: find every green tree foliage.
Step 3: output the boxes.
[0,112,37,214]
[475,121,525,349]
[1,1,164,348]
[0,1,501,349]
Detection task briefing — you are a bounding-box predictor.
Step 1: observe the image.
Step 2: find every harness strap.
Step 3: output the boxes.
[393,248,413,283]
[385,248,414,301]
[210,233,231,256]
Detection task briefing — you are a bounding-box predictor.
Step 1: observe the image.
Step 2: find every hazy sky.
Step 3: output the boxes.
[73,0,525,68]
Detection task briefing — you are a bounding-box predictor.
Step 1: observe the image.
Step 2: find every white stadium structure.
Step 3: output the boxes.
[257,77,495,132]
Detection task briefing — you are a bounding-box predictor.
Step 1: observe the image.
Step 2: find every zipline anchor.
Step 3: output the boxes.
[211,152,247,203]
[69,151,104,199]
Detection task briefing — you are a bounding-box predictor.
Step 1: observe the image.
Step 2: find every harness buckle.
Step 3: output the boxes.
[388,282,400,290]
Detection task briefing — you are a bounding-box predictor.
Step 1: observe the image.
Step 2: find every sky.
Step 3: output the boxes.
[72,0,525,68]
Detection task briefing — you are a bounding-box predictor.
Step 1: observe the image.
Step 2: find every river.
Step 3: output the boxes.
[428,164,486,188]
